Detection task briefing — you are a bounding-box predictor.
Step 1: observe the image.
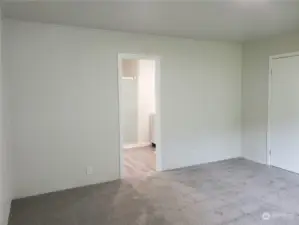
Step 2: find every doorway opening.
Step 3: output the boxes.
[118,54,162,179]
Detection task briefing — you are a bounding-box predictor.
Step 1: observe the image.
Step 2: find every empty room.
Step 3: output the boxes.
[1,1,299,225]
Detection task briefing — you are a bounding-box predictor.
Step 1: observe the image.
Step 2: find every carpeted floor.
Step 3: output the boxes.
[8,158,299,225]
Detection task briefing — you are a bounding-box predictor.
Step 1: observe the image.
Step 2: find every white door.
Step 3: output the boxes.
[270,54,299,173]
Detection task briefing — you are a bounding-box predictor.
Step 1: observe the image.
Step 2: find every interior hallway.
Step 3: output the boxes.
[124,146,156,178]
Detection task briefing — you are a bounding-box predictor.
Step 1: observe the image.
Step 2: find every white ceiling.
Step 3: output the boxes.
[2,1,299,42]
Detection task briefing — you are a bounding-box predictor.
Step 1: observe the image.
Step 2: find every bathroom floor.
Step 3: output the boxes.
[124,146,156,178]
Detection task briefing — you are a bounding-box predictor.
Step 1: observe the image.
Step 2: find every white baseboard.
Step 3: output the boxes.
[123,142,151,149]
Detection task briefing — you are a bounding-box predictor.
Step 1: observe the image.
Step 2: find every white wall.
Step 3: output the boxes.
[0,10,12,225]
[138,59,155,144]
[122,79,138,145]
[122,59,138,78]
[121,60,138,145]
[4,19,242,198]
[242,33,299,164]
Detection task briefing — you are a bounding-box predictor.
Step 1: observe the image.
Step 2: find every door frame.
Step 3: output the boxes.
[267,51,299,166]
[117,53,162,178]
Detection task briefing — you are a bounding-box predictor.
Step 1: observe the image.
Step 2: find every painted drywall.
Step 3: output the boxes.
[138,60,155,144]
[122,78,138,145]
[242,32,299,164]
[4,19,242,198]
[122,59,155,146]
[122,59,138,79]
[0,10,11,225]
